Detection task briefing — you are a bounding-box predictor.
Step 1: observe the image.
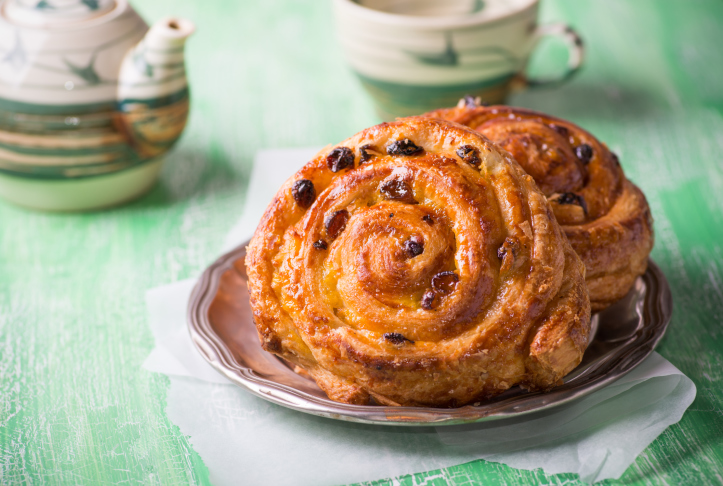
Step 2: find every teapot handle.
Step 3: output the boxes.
[518,23,585,88]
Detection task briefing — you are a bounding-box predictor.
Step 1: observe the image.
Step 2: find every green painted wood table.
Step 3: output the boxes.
[2,0,722,484]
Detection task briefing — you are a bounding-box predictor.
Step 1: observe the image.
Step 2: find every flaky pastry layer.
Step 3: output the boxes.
[246,117,591,407]
[426,105,654,311]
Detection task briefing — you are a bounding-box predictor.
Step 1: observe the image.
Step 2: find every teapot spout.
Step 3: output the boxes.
[116,18,195,159]
[146,17,195,49]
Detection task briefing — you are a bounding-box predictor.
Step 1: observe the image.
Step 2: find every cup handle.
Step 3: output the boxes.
[519,23,584,88]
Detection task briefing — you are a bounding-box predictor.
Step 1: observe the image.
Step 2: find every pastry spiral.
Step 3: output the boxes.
[246,117,591,407]
[426,104,654,311]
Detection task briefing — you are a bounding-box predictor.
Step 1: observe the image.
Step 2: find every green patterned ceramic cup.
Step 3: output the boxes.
[333,0,584,120]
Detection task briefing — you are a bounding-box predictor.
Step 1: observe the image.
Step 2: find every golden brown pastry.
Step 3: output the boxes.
[246,117,591,407]
[426,103,654,311]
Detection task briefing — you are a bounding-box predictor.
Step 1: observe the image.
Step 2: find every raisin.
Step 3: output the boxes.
[432,271,459,294]
[313,239,328,250]
[557,192,582,205]
[575,144,593,165]
[264,336,282,353]
[383,332,414,345]
[497,237,519,260]
[421,290,437,310]
[386,139,423,156]
[497,237,521,273]
[549,123,569,138]
[556,192,588,214]
[456,145,481,167]
[422,215,434,225]
[380,179,417,204]
[403,236,424,258]
[359,144,374,164]
[326,147,354,172]
[324,209,350,239]
[291,179,316,209]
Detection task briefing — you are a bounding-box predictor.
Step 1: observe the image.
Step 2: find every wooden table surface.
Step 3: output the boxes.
[2,0,722,484]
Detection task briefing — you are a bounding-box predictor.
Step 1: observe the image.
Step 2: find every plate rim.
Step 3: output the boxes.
[187,242,673,426]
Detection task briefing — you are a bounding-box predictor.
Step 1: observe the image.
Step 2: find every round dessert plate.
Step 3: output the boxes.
[188,243,672,426]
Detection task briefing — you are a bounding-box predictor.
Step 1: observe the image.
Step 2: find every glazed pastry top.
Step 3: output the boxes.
[426,103,654,311]
[245,116,591,407]
[426,104,625,226]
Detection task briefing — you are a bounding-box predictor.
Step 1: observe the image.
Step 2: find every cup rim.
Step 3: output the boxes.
[333,0,538,29]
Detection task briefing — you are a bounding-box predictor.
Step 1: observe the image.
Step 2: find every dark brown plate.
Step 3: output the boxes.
[188,243,672,426]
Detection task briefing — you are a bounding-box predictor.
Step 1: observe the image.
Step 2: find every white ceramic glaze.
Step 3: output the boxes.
[335,0,537,86]
[0,0,194,210]
[117,17,194,101]
[333,0,584,119]
[4,0,116,27]
[0,0,146,106]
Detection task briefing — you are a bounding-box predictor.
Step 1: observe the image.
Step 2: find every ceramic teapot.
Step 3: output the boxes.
[0,0,194,210]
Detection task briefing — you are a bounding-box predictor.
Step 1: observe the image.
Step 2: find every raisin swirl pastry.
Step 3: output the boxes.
[426,104,654,311]
[246,117,591,407]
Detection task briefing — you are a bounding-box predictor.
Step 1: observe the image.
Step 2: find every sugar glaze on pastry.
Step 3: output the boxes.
[246,117,591,407]
[427,104,654,311]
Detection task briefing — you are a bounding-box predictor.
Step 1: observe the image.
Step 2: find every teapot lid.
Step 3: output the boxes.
[2,0,116,27]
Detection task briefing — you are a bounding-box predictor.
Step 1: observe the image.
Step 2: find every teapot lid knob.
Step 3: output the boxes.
[3,0,117,27]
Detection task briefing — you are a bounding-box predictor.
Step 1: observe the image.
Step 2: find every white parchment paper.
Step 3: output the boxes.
[143,148,696,486]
